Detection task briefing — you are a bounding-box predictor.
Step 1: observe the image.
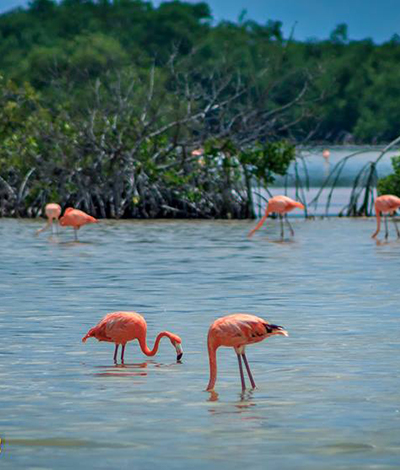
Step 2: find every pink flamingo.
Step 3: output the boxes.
[322,149,330,160]
[206,314,288,391]
[191,148,204,156]
[248,195,304,238]
[82,311,183,363]
[191,148,205,166]
[372,195,400,239]
[36,203,62,235]
[59,207,98,240]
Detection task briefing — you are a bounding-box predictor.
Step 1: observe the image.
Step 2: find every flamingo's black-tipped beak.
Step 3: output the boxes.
[269,324,289,337]
[175,343,183,362]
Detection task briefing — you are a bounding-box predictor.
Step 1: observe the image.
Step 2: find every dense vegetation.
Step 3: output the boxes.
[0,0,399,218]
[378,156,400,197]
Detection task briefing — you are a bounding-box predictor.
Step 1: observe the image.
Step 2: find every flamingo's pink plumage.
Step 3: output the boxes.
[206,313,288,391]
[248,195,304,238]
[59,207,98,240]
[36,203,62,235]
[82,311,183,363]
[372,194,400,239]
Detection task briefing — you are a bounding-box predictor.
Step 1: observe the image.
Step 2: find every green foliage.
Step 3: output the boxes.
[377,156,400,196]
[330,23,349,44]
[239,142,295,184]
[353,60,400,142]
[0,69,297,218]
[1,1,400,142]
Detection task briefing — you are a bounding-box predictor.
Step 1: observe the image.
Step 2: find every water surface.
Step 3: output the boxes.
[276,146,398,187]
[0,218,399,469]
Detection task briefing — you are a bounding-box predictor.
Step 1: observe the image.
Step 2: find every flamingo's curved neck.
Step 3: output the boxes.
[376,209,381,232]
[206,341,218,391]
[249,209,269,236]
[138,331,172,357]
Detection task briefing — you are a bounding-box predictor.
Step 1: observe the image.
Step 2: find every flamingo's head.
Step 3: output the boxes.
[169,334,183,361]
[266,324,289,337]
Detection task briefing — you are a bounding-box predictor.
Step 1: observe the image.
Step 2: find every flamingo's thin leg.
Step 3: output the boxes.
[113,344,119,363]
[392,215,400,238]
[242,353,256,389]
[279,214,284,238]
[384,215,389,239]
[237,353,246,391]
[284,214,295,236]
[74,227,78,241]
[121,345,126,363]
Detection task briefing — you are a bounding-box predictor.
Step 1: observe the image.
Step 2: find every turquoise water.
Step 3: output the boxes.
[274,147,398,187]
[262,147,400,216]
[1,218,400,469]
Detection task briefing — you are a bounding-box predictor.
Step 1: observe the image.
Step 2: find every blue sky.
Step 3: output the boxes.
[1,0,400,43]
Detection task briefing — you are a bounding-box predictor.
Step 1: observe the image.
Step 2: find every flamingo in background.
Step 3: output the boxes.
[206,314,288,392]
[322,149,330,160]
[59,207,98,240]
[372,195,400,239]
[82,311,183,364]
[36,203,62,235]
[248,195,304,238]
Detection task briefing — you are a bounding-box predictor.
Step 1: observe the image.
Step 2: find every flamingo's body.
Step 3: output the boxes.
[248,195,304,238]
[82,311,183,363]
[206,313,288,391]
[36,203,62,235]
[372,195,400,239]
[59,207,98,240]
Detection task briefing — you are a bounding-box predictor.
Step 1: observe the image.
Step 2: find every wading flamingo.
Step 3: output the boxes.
[82,311,183,364]
[206,314,288,392]
[248,195,304,238]
[59,207,98,240]
[372,194,400,239]
[322,149,330,160]
[36,203,62,235]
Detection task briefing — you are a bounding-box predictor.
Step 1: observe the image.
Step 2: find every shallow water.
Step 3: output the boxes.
[266,147,400,217]
[274,146,398,187]
[1,218,400,469]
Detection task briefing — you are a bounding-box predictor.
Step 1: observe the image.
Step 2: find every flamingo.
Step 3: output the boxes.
[248,195,304,238]
[82,311,183,363]
[191,148,204,156]
[36,203,62,235]
[206,314,288,392]
[59,207,98,240]
[372,194,400,239]
[191,148,205,166]
[322,149,330,160]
